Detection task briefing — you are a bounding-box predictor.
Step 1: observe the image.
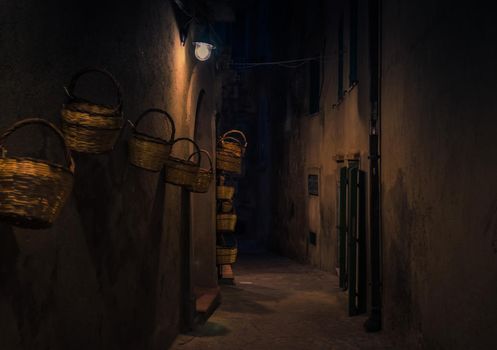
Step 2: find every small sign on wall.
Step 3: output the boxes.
[308,174,319,196]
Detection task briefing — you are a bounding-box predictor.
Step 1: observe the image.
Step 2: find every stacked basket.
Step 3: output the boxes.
[216,129,248,273]
[216,130,247,174]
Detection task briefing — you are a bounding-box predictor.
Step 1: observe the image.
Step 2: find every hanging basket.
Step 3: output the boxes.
[216,130,247,174]
[165,138,201,187]
[216,245,238,265]
[216,185,235,200]
[217,213,237,232]
[187,149,213,193]
[128,109,176,172]
[61,68,124,154]
[0,118,75,229]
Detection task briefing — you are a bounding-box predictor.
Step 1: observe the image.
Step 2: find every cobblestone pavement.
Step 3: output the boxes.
[171,253,398,350]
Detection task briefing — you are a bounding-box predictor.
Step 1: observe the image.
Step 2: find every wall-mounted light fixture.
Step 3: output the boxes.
[193,42,215,61]
[192,24,216,61]
[169,0,220,60]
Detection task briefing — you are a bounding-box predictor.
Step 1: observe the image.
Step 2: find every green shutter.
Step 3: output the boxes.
[348,165,358,316]
[339,166,348,289]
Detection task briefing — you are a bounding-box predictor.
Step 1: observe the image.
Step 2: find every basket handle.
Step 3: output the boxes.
[187,149,213,172]
[222,130,247,147]
[0,118,75,173]
[171,138,201,166]
[128,108,176,143]
[64,67,123,113]
[219,136,243,146]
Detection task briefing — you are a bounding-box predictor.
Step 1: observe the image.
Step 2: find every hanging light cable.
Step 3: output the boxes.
[229,56,334,69]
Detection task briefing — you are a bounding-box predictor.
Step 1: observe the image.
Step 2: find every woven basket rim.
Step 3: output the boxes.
[62,114,123,131]
[0,156,75,175]
[64,100,120,116]
[220,138,246,150]
[167,156,198,167]
[217,213,237,218]
[133,131,172,145]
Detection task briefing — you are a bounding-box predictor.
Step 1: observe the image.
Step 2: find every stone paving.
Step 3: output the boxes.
[171,253,398,350]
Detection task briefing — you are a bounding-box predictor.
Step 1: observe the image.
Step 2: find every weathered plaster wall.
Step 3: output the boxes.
[381,1,497,348]
[188,68,217,289]
[270,0,370,272]
[0,0,218,349]
[269,0,497,347]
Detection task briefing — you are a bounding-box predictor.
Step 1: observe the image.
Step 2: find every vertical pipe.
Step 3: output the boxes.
[339,166,348,289]
[365,0,382,332]
[358,170,367,314]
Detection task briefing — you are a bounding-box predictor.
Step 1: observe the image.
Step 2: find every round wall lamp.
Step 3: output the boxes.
[193,42,215,61]
[192,24,216,61]
[170,0,222,60]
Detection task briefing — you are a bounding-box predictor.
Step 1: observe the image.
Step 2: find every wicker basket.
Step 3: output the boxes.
[216,185,235,200]
[220,200,233,213]
[187,149,213,193]
[165,138,201,187]
[0,118,75,229]
[61,68,123,154]
[217,213,237,232]
[128,109,176,171]
[216,130,247,174]
[219,130,247,157]
[217,149,242,174]
[216,245,238,265]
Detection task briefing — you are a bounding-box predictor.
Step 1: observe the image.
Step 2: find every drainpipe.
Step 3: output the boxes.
[365,0,382,332]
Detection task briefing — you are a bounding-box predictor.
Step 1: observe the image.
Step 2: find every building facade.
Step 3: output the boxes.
[0,1,224,348]
[262,0,497,348]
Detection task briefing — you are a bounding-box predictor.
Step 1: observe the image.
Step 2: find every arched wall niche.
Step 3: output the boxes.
[186,65,217,291]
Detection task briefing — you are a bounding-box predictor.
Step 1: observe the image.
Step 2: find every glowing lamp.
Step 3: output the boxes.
[191,23,216,62]
[193,42,215,61]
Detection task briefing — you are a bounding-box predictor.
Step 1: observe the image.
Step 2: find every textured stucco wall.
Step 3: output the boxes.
[269,0,497,348]
[270,0,370,272]
[381,1,497,348]
[0,0,218,349]
[188,67,217,289]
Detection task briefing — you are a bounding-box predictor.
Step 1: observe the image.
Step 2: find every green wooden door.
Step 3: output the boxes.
[338,166,348,289]
[348,164,359,316]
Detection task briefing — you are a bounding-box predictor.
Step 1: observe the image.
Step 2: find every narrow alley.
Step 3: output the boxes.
[1,0,497,349]
[173,254,395,350]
